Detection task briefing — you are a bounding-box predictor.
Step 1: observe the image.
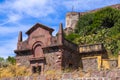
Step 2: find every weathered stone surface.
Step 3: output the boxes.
[16,55,30,67]
[116,77,120,80]
[109,60,118,68]
[65,12,80,29]
[116,69,120,76]
[62,73,72,79]
[91,71,104,77]
[82,57,98,71]
[37,75,46,80]
[106,70,116,78]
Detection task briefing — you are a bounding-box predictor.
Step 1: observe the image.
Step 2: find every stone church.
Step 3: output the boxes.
[14,23,81,73]
[14,22,110,74]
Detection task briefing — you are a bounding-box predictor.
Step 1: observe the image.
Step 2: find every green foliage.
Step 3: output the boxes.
[0,57,4,62]
[75,7,120,35]
[75,13,95,35]
[66,7,120,57]
[0,56,16,68]
[0,56,30,79]
[0,57,8,68]
[6,56,16,65]
[65,33,79,42]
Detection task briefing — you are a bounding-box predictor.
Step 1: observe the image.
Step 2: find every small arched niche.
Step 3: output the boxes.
[32,41,44,58]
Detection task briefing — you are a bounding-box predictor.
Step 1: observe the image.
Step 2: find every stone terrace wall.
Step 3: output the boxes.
[82,57,98,71]
[1,69,120,80]
[62,69,120,80]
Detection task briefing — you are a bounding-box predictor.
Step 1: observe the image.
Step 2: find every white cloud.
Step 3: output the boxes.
[0,13,22,25]
[7,13,22,22]
[0,24,31,35]
[0,0,55,18]
[12,0,54,17]
[0,0,58,27]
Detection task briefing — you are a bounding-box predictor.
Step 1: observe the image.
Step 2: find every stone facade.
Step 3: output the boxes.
[65,12,80,29]
[64,12,80,35]
[14,23,80,74]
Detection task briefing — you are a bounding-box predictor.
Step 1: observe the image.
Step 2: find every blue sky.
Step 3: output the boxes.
[0,0,120,58]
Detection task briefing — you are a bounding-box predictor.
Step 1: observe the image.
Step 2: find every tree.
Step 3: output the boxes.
[0,57,4,62]
[6,56,16,65]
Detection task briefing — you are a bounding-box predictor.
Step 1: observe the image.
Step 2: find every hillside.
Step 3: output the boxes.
[66,7,120,58]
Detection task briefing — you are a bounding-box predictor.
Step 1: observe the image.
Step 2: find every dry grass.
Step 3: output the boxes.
[0,64,31,79]
[44,69,62,80]
[0,66,94,79]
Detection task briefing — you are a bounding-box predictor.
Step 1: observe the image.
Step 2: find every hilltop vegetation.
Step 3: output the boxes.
[0,56,16,68]
[66,7,120,58]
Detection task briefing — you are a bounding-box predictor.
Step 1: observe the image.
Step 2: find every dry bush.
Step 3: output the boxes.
[0,64,31,79]
[44,69,62,80]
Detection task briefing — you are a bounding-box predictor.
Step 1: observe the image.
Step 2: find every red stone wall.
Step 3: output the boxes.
[62,49,80,69]
[43,48,63,71]
[16,52,32,67]
[44,52,59,70]
[28,27,52,49]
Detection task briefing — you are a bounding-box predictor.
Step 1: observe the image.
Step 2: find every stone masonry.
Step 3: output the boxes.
[14,23,80,74]
[14,22,107,74]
